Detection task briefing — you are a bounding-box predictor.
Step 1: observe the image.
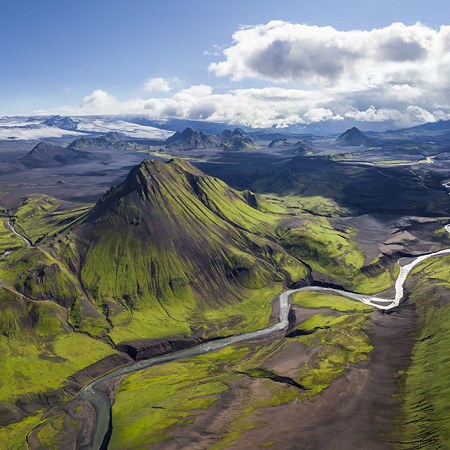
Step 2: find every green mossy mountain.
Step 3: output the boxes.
[58,158,305,342]
[0,158,307,426]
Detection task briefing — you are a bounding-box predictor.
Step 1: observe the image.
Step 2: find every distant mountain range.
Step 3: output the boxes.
[68,132,149,152]
[0,133,149,173]
[165,127,257,151]
[4,113,450,146]
[0,116,173,141]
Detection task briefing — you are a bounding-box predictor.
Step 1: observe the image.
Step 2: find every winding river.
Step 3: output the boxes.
[3,215,450,448]
[1,218,31,256]
[81,226,450,450]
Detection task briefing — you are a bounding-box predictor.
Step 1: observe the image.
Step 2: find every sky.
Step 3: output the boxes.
[1,0,450,128]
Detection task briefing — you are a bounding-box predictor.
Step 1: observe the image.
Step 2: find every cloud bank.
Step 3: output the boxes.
[144,77,172,92]
[63,22,450,128]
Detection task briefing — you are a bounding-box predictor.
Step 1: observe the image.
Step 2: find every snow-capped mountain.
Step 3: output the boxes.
[0,115,174,141]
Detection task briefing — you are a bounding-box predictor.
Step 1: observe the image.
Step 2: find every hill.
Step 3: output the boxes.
[0,159,307,428]
[219,128,257,151]
[165,127,257,151]
[335,127,375,146]
[268,139,290,148]
[64,158,304,344]
[68,132,148,152]
[165,127,220,150]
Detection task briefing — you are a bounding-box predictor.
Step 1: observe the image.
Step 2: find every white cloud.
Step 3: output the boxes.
[60,83,448,129]
[56,21,450,129]
[80,89,118,113]
[144,77,172,92]
[208,21,446,90]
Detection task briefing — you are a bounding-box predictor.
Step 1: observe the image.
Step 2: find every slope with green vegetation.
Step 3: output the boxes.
[0,157,416,449]
[13,194,91,245]
[0,219,23,254]
[107,292,374,449]
[278,215,397,293]
[55,158,307,343]
[395,255,450,449]
[0,158,310,444]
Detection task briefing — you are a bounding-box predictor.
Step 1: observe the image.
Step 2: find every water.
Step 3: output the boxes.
[80,242,450,449]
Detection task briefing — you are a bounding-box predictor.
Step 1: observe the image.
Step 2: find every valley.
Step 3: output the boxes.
[0,118,450,449]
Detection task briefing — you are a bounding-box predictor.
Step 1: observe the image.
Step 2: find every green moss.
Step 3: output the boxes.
[0,333,115,402]
[279,215,395,293]
[395,256,450,449]
[296,312,350,331]
[0,219,24,253]
[292,313,373,395]
[292,291,373,312]
[0,413,43,450]
[13,195,91,244]
[109,346,249,449]
[199,285,282,337]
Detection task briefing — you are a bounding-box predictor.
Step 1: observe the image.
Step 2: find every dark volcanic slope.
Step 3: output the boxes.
[0,142,94,173]
[165,127,256,151]
[335,127,375,146]
[19,142,92,168]
[219,128,257,151]
[252,155,450,216]
[68,132,148,152]
[165,127,220,150]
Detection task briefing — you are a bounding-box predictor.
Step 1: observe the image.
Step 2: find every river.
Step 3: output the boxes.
[80,226,450,450]
[3,215,450,449]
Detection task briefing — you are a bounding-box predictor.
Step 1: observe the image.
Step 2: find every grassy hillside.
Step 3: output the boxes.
[395,255,450,449]
[108,292,374,449]
[0,219,23,253]
[252,156,450,216]
[13,195,91,245]
[0,157,411,448]
[57,159,307,343]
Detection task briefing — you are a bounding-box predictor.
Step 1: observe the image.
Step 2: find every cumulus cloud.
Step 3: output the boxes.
[144,77,172,92]
[60,21,450,129]
[62,82,447,129]
[208,21,446,88]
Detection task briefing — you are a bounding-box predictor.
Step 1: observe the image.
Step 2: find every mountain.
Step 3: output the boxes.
[68,132,148,152]
[58,158,305,343]
[399,119,450,133]
[293,140,313,155]
[0,141,96,174]
[335,127,375,146]
[0,158,308,432]
[164,127,257,151]
[43,115,79,130]
[165,127,220,150]
[219,128,257,151]
[18,142,93,169]
[268,139,290,147]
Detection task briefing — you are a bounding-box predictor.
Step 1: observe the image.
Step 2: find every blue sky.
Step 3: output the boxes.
[1,0,449,128]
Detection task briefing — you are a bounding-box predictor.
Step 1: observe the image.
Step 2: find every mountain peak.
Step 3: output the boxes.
[43,115,78,130]
[68,156,304,345]
[335,127,375,146]
[165,127,219,150]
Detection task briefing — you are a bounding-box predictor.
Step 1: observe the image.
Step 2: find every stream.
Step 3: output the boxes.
[3,215,450,449]
[1,217,32,256]
[81,227,450,449]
